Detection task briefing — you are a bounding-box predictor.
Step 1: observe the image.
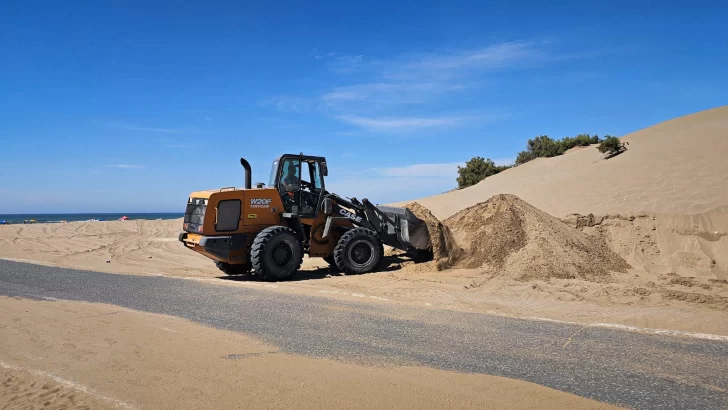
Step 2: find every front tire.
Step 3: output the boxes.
[251,226,303,281]
[333,228,382,275]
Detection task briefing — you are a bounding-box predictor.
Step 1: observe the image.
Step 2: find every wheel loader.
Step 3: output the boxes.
[178,154,433,281]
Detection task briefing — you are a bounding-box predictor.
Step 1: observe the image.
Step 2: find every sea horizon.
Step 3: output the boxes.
[0,212,184,224]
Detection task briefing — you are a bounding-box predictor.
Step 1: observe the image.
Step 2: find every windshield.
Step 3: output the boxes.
[268,160,279,188]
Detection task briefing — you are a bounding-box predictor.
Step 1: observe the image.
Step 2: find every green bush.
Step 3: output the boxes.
[515,134,602,165]
[456,157,511,189]
[457,132,610,187]
[597,136,628,157]
[562,134,601,150]
[515,150,536,165]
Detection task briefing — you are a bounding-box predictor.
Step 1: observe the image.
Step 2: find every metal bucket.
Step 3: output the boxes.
[376,205,432,252]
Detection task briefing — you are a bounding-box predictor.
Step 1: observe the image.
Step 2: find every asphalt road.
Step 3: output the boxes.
[1,259,727,410]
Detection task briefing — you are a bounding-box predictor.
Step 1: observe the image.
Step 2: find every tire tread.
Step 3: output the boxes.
[250,225,303,281]
[333,227,382,275]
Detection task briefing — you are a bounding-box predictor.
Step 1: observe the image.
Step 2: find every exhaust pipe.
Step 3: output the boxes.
[239,158,252,189]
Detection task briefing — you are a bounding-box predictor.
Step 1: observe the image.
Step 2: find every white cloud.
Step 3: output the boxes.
[321,81,480,109]
[326,158,516,203]
[263,39,592,134]
[391,41,542,77]
[110,164,144,169]
[325,175,455,205]
[370,158,514,178]
[314,51,337,60]
[372,162,463,177]
[309,41,545,115]
[337,115,466,132]
[329,40,550,85]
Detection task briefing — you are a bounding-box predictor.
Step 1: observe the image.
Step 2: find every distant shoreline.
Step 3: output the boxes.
[0,213,183,225]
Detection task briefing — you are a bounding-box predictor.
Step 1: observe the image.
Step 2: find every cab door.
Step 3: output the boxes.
[305,159,337,256]
[276,157,302,214]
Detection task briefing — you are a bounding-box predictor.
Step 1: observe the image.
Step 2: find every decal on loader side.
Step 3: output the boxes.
[250,198,272,208]
[339,208,363,223]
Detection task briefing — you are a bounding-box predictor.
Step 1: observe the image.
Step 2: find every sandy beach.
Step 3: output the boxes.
[2,106,728,409]
[2,107,727,337]
[0,297,618,409]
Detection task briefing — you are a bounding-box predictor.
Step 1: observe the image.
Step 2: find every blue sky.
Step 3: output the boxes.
[1,1,727,213]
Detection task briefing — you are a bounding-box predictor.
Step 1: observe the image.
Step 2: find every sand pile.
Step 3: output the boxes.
[443,194,631,281]
[404,202,462,269]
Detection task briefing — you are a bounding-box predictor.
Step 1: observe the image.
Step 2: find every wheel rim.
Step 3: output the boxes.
[271,242,293,267]
[348,239,375,269]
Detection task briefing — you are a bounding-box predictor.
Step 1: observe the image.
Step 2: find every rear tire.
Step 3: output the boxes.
[215,261,250,275]
[333,228,382,275]
[251,226,303,281]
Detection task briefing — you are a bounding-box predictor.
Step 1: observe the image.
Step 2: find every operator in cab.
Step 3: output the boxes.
[280,161,299,192]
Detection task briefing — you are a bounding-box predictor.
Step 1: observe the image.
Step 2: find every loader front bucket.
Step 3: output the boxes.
[375,205,432,252]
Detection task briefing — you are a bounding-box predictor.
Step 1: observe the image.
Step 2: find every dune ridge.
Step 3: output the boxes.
[401,105,728,219]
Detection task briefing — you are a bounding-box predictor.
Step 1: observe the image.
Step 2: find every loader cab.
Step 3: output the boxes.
[268,154,328,216]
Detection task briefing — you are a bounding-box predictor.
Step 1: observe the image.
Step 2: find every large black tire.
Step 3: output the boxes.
[250,226,303,281]
[215,261,250,275]
[333,228,383,275]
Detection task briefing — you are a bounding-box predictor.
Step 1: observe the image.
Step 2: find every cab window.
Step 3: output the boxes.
[279,159,300,193]
[310,161,322,190]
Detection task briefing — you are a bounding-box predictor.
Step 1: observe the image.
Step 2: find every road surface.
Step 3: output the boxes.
[1,259,726,409]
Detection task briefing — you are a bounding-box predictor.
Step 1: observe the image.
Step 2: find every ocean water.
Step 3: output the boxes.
[0,213,183,224]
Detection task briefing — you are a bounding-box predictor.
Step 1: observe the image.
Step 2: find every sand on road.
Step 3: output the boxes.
[0,296,619,410]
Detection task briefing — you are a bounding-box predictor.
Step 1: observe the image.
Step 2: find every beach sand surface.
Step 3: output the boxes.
[0,297,619,410]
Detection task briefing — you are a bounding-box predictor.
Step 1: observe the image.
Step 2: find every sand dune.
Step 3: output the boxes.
[395,105,728,281]
[402,105,728,219]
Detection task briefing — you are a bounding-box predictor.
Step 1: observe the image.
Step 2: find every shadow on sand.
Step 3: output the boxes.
[216,253,429,283]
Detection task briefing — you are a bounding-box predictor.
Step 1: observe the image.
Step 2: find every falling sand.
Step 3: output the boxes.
[403,202,462,270]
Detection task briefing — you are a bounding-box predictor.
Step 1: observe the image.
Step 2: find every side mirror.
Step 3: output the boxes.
[320,161,328,176]
[321,197,333,214]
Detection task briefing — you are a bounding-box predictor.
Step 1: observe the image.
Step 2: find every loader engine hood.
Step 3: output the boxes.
[182,188,284,236]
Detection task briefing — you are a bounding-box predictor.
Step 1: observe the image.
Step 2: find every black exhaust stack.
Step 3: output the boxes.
[240,158,252,189]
